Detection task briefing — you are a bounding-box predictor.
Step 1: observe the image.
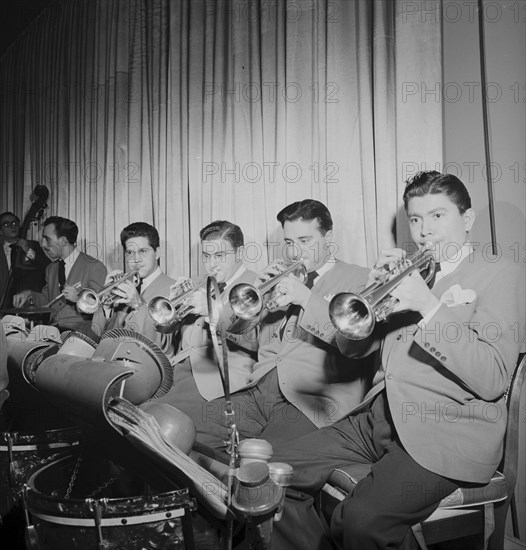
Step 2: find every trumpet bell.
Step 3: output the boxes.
[76,270,140,315]
[329,293,375,340]
[328,244,435,340]
[76,289,100,315]
[148,279,206,333]
[228,285,264,320]
[147,297,181,334]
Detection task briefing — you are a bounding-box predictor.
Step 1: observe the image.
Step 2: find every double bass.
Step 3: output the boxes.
[0,185,50,309]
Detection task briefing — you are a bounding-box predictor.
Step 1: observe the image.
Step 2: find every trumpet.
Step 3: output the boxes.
[76,270,140,314]
[148,279,207,333]
[228,259,307,320]
[329,244,435,340]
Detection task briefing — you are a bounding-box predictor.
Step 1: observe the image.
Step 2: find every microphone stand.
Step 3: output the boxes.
[207,276,237,550]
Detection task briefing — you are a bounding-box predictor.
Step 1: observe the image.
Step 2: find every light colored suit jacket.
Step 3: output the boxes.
[92,270,176,359]
[249,259,372,429]
[177,268,259,400]
[31,251,107,334]
[338,249,525,483]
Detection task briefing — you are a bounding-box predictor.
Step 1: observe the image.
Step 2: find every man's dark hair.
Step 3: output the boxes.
[0,211,20,226]
[120,222,160,249]
[276,199,333,234]
[200,220,244,249]
[44,216,78,244]
[403,171,472,214]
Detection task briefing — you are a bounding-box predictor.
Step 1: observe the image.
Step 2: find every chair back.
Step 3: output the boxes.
[501,353,526,496]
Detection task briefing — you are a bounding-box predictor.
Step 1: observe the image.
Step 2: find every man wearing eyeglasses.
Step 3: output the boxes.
[0,211,49,308]
[91,222,176,358]
[12,216,106,336]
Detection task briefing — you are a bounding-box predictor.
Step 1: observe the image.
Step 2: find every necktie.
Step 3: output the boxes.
[217,282,227,295]
[428,262,441,288]
[280,271,318,340]
[305,271,318,289]
[136,279,143,296]
[58,259,66,291]
[9,244,17,269]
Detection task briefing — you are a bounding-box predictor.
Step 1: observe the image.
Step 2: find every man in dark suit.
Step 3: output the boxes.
[0,211,49,308]
[91,222,176,359]
[13,216,106,337]
[176,201,372,459]
[270,172,526,550]
[0,321,8,411]
[153,220,259,409]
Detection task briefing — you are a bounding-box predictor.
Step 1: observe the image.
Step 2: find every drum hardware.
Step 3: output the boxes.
[22,485,39,550]
[87,498,105,550]
[24,452,200,550]
[7,432,16,486]
[64,451,83,500]
[76,270,139,314]
[228,258,307,320]
[329,243,436,339]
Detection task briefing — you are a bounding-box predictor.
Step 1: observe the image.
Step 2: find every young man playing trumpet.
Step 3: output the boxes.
[91,222,175,358]
[270,172,526,550]
[152,220,260,410]
[176,200,371,460]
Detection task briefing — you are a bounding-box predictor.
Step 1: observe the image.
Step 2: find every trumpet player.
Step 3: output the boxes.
[177,200,371,459]
[152,220,260,408]
[270,172,526,550]
[13,216,106,337]
[91,222,175,358]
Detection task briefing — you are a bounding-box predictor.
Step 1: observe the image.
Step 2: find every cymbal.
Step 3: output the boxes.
[0,307,53,316]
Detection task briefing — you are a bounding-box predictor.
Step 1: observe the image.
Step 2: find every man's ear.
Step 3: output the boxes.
[235,245,244,261]
[463,208,476,232]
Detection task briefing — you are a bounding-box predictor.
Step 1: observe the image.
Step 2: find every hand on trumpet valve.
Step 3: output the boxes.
[367,248,406,286]
[389,270,438,316]
[272,275,311,309]
[255,262,284,286]
[105,269,125,286]
[111,279,142,307]
[184,287,208,317]
[169,277,194,300]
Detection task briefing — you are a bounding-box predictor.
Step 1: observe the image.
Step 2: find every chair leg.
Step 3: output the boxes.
[510,492,520,540]
[488,500,510,550]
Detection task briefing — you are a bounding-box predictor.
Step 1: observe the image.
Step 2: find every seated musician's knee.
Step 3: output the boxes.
[331,496,381,545]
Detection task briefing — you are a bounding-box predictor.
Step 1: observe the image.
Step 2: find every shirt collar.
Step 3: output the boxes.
[311,259,335,286]
[439,242,473,278]
[62,247,80,267]
[225,265,246,288]
[141,266,162,291]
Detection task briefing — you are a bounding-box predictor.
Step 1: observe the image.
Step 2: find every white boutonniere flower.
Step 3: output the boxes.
[440,284,476,307]
[324,293,335,303]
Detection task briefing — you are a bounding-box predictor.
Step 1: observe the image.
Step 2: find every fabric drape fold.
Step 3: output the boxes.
[0,0,442,278]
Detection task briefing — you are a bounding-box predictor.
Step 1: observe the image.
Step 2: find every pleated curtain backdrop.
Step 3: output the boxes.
[0,0,443,278]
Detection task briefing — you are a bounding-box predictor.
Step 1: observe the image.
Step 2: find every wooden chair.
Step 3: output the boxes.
[321,354,526,550]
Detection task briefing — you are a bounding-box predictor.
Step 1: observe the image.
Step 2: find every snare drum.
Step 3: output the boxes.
[24,452,218,550]
[0,426,82,519]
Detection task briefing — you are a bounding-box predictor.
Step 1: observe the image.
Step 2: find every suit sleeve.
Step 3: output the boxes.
[29,265,52,306]
[125,304,176,359]
[413,262,525,400]
[299,265,370,349]
[85,261,107,290]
